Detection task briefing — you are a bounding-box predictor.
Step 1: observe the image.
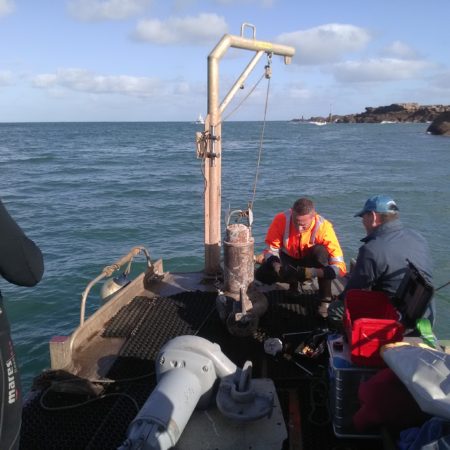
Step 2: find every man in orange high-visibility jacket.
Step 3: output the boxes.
[255,198,346,317]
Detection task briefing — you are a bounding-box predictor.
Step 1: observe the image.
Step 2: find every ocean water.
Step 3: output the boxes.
[1,121,449,392]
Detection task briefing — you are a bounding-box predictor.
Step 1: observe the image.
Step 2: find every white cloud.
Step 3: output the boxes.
[133,13,228,45]
[332,58,431,83]
[68,0,150,21]
[0,0,14,17]
[277,24,371,65]
[431,70,450,90]
[381,41,419,60]
[173,81,190,94]
[287,84,312,100]
[32,68,163,97]
[0,70,13,85]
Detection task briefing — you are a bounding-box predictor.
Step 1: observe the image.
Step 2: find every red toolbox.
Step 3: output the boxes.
[344,290,404,367]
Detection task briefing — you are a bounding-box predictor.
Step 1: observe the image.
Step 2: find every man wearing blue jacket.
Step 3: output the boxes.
[328,194,433,327]
[0,199,44,449]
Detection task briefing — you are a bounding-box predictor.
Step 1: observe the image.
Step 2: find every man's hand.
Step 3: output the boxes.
[298,267,334,280]
[267,256,281,275]
[280,264,299,283]
[272,262,281,274]
[297,267,316,281]
[322,266,337,280]
[254,253,265,265]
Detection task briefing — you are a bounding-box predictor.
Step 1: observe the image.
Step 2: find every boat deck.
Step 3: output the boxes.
[21,283,388,449]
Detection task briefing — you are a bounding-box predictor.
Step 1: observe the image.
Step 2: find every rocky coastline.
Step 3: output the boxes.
[292,103,450,124]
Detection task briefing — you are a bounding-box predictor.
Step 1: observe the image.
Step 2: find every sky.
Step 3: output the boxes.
[1,0,450,122]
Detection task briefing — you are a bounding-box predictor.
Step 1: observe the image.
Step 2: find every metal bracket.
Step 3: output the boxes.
[196,131,221,159]
[240,23,256,39]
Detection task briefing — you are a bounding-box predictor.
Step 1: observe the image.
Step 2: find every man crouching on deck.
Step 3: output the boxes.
[255,197,346,317]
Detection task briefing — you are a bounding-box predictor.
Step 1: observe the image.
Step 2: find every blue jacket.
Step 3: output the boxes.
[344,218,433,297]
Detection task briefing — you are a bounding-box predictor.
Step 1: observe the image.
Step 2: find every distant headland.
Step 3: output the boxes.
[292,103,450,124]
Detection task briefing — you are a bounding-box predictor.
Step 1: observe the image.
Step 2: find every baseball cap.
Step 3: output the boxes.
[354,194,399,217]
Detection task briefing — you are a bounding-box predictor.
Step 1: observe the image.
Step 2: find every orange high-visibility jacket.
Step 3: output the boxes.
[263,209,347,277]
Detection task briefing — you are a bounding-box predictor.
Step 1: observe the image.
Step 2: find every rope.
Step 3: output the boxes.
[198,54,273,213]
[436,280,450,291]
[221,54,273,211]
[249,72,271,210]
[39,388,140,413]
[221,72,266,123]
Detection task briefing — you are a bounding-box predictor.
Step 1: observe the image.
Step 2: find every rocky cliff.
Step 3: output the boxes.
[292,103,450,124]
[334,103,450,123]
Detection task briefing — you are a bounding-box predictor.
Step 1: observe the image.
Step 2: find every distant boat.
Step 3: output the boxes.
[380,120,397,124]
[196,113,205,124]
[309,109,330,126]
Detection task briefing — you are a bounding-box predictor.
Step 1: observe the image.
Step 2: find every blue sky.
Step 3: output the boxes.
[1,0,449,122]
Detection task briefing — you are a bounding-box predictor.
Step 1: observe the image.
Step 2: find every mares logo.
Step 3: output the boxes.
[6,359,17,404]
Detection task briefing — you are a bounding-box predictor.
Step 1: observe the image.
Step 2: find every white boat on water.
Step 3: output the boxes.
[196,113,205,124]
[309,120,327,126]
[20,23,449,450]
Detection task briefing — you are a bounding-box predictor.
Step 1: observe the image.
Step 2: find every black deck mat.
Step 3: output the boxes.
[21,372,156,450]
[101,295,158,338]
[21,289,384,450]
[121,290,215,359]
[105,291,216,379]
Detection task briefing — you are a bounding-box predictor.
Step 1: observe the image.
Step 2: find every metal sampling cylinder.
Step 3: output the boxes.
[223,223,254,300]
[220,212,267,336]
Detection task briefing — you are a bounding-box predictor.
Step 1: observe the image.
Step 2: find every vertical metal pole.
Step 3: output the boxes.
[204,54,221,275]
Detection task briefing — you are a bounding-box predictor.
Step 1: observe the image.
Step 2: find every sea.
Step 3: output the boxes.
[1,120,449,392]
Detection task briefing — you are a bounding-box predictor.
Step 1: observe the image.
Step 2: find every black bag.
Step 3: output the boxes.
[391,260,434,329]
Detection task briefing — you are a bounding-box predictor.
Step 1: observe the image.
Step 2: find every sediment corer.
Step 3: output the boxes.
[223,210,254,298]
[220,209,268,336]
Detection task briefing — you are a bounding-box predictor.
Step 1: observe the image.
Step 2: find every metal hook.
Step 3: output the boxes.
[265,53,273,79]
[225,208,254,227]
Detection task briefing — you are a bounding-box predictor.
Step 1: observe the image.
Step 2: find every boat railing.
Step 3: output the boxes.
[79,245,154,326]
[49,249,163,371]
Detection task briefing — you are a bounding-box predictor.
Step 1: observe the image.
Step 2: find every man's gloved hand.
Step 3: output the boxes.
[280,265,299,283]
[297,267,316,281]
[267,256,281,275]
[322,266,337,280]
[273,262,281,275]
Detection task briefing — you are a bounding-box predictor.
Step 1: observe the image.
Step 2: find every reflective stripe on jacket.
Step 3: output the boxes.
[263,209,346,276]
